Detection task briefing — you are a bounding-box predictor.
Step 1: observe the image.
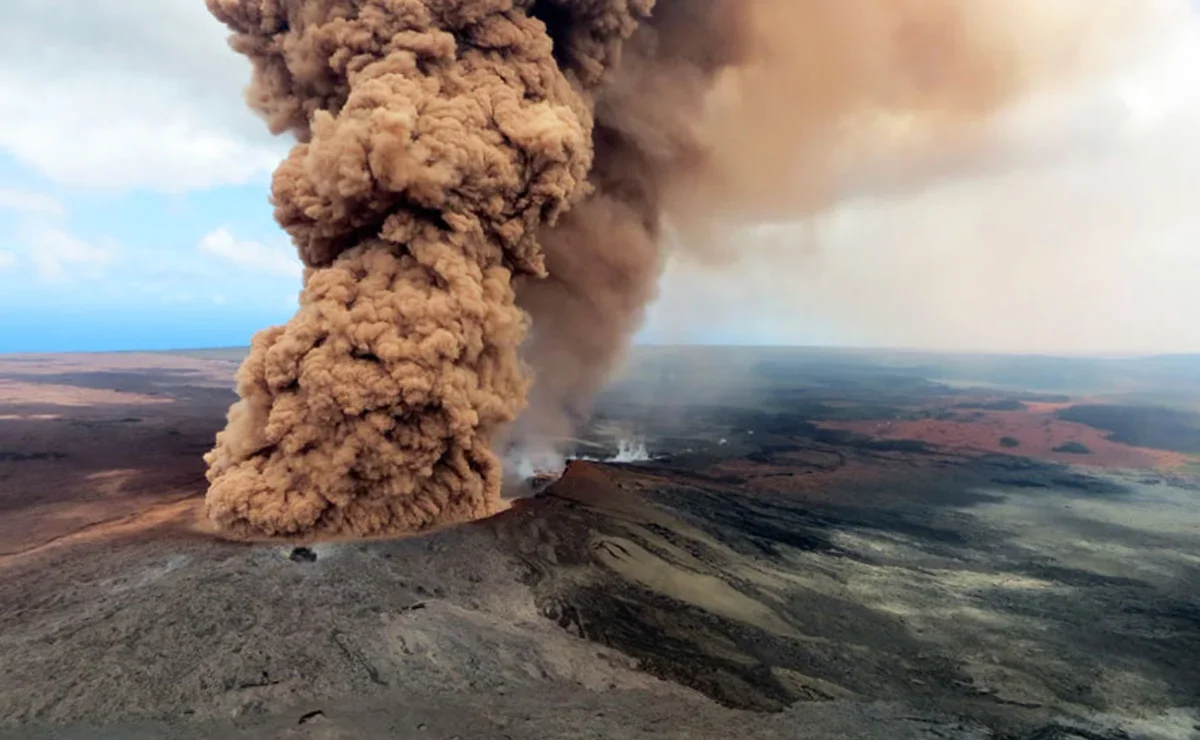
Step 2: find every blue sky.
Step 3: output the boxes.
[0,0,302,352]
[0,161,300,352]
[2,0,1199,354]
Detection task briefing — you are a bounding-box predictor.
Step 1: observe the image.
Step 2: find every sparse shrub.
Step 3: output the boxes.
[1051,441,1091,455]
[954,399,1026,412]
[999,437,1021,448]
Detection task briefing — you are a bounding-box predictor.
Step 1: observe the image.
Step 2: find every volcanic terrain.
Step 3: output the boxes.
[1,347,1198,739]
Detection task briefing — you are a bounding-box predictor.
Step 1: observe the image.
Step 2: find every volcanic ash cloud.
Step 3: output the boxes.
[204,0,1138,538]
[202,0,647,537]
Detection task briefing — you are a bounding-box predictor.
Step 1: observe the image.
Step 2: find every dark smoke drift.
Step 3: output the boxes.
[204,0,1131,538]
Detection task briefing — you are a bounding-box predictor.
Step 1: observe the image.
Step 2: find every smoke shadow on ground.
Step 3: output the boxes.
[0,402,213,557]
[1,369,238,405]
[0,360,233,557]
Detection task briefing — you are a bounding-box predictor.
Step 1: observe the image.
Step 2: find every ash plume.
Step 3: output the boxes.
[205,0,1141,538]
[505,0,1142,466]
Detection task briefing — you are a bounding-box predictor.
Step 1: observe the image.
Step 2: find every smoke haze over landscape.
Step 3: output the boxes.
[183,0,1186,539]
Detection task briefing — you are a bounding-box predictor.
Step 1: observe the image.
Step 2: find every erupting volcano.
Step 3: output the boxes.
[202,0,1142,538]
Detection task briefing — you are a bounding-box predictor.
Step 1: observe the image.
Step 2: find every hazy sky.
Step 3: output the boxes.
[0,1,1197,354]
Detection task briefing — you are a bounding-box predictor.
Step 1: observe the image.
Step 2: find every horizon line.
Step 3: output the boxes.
[2,344,1198,362]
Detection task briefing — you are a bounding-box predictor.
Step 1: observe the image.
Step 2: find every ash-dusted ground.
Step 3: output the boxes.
[1,347,1199,739]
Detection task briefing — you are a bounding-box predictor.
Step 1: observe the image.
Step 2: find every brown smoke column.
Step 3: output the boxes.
[204,0,1131,538]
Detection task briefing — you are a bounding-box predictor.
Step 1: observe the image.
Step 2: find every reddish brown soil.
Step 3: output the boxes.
[817,404,1188,472]
[2,353,1191,566]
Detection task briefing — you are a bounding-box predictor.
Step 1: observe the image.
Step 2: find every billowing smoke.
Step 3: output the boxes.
[204,0,1144,538]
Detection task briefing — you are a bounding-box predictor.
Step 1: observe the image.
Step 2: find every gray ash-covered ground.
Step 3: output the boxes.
[495,459,1200,731]
[1,348,1199,739]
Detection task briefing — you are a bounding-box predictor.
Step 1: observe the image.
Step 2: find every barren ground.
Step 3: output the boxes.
[1,348,1198,740]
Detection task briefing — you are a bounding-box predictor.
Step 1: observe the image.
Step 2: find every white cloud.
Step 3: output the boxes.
[0,188,65,217]
[25,225,114,283]
[199,228,302,279]
[0,1,288,192]
[0,188,114,285]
